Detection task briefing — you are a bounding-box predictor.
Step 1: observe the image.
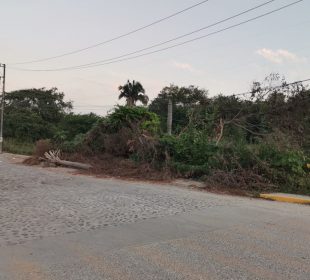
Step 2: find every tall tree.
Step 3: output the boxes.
[118,80,148,107]
[4,88,72,141]
[149,85,209,133]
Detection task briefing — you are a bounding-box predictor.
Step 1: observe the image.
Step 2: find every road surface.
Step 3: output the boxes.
[0,154,309,280]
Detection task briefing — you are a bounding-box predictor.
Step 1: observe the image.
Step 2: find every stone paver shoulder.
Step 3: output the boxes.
[0,157,230,246]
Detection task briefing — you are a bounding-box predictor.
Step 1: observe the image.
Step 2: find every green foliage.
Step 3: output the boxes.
[258,145,306,175]
[3,88,100,150]
[59,133,86,153]
[149,85,208,133]
[4,110,51,141]
[106,106,160,134]
[171,131,217,166]
[56,113,101,141]
[4,88,72,141]
[3,138,35,155]
[159,130,309,193]
[4,75,309,195]
[82,106,160,154]
[163,79,309,189]
[5,88,72,122]
[160,134,256,177]
[118,80,148,106]
[257,144,309,194]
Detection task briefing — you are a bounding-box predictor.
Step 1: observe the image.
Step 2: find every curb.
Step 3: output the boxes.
[260,193,310,205]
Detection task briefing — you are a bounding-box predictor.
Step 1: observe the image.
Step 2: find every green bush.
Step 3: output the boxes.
[4,88,72,142]
[81,106,161,155]
[159,130,309,193]
[4,110,53,142]
[3,138,35,155]
[212,142,257,171]
[163,131,214,162]
[107,106,160,134]
[159,131,218,177]
[58,113,101,141]
[258,144,307,175]
[254,144,309,194]
[60,133,86,153]
[160,132,258,175]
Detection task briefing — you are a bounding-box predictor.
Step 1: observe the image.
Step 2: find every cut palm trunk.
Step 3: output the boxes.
[43,150,91,170]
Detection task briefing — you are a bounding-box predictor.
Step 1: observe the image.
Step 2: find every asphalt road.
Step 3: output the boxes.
[0,154,309,280]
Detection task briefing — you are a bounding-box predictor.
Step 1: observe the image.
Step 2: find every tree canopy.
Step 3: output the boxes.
[3,76,309,195]
[149,85,209,133]
[118,80,148,107]
[4,88,72,141]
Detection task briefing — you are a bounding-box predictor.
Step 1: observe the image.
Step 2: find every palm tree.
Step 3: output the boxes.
[118,80,148,107]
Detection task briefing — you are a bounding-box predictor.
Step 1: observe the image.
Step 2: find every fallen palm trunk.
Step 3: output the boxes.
[43,150,92,170]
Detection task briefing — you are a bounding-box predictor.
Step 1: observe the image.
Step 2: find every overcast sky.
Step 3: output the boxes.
[1,0,309,114]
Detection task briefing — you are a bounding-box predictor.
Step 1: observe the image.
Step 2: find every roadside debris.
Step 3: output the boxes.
[41,150,92,170]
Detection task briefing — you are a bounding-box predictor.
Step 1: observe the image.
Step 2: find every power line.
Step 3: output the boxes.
[231,78,310,97]
[10,0,276,71]
[17,0,276,71]
[68,0,304,71]
[10,0,303,72]
[10,0,211,65]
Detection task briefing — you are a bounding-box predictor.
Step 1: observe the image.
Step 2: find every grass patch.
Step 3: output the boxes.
[3,138,35,155]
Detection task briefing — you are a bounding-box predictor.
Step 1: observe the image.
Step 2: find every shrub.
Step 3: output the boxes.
[59,133,86,153]
[159,131,218,177]
[163,130,217,165]
[258,144,307,175]
[82,106,161,155]
[58,113,101,141]
[159,130,309,194]
[107,106,160,134]
[3,138,35,155]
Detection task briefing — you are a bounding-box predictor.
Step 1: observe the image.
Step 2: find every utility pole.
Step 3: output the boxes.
[0,63,6,153]
[167,96,173,135]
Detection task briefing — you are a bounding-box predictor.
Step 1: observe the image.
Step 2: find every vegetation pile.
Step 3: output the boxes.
[5,76,310,195]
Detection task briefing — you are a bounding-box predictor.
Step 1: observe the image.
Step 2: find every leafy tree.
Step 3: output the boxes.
[57,113,101,141]
[118,80,148,107]
[83,106,160,155]
[149,85,209,133]
[249,74,310,150]
[4,110,49,141]
[98,106,160,134]
[4,88,72,141]
[5,88,72,122]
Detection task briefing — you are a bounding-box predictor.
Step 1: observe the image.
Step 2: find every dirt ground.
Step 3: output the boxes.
[21,152,259,197]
